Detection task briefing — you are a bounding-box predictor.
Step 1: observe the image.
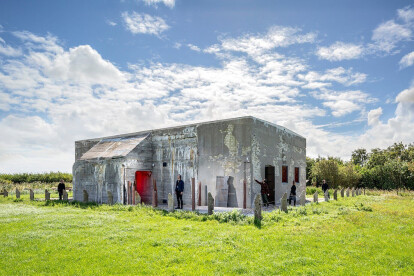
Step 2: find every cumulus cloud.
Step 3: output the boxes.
[398,6,414,23]
[142,0,175,8]
[367,107,382,126]
[299,67,367,89]
[187,44,200,52]
[399,51,414,69]
[396,87,414,103]
[122,12,169,36]
[311,90,375,117]
[0,38,22,56]
[371,20,412,53]
[205,26,316,58]
[316,42,364,61]
[0,27,411,172]
[318,6,414,61]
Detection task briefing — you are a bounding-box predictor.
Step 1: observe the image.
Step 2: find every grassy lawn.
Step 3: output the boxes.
[0,194,413,275]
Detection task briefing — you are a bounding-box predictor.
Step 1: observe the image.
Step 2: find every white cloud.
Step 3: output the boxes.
[205,26,316,58]
[356,86,414,152]
[299,67,367,89]
[0,37,22,57]
[0,29,411,172]
[318,7,414,61]
[316,42,364,61]
[122,12,169,36]
[187,43,200,52]
[371,20,412,53]
[396,87,414,103]
[12,31,63,53]
[106,20,117,26]
[367,107,382,126]
[398,6,414,23]
[311,90,375,117]
[142,0,175,8]
[399,51,414,69]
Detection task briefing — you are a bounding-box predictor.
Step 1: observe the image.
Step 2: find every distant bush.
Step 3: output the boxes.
[307,142,414,190]
[0,172,72,184]
[306,186,323,196]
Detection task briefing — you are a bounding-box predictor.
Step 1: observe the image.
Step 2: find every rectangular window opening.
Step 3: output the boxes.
[295,167,299,183]
[282,166,288,183]
[163,162,167,167]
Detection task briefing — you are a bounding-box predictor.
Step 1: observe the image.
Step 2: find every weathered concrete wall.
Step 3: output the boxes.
[124,135,154,203]
[73,135,153,204]
[251,118,306,205]
[150,126,198,206]
[73,158,124,203]
[73,116,306,208]
[197,118,252,208]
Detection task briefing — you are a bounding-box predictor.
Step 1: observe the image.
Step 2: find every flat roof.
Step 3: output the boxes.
[75,116,305,143]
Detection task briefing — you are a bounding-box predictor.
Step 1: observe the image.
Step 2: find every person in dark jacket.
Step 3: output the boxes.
[255,178,270,207]
[322,179,329,193]
[289,181,296,206]
[58,179,66,200]
[175,174,184,209]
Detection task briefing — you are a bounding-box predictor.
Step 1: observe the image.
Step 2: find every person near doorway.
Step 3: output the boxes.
[58,179,66,200]
[322,179,329,198]
[254,178,270,207]
[175,174,184,209]
[289,181,296,206]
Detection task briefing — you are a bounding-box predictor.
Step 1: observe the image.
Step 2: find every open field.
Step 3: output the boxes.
[0,193,413,275]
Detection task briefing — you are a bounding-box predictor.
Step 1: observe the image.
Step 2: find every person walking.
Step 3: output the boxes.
[289,181,296,206]
[175,174,184,209]
[254,178,270,207]
[58,179,66,200]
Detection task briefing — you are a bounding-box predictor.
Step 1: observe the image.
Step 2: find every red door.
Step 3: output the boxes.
[135,171,152,204]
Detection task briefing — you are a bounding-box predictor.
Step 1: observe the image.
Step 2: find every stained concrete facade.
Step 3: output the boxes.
[73,116,306,208]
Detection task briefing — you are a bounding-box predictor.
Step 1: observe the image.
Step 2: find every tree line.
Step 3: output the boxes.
[0,172,72,184]
[307,142,414,190]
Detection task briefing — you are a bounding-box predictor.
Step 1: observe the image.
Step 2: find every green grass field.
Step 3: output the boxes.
[0,193,413,275]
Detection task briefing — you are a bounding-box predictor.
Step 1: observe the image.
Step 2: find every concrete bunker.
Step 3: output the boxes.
[73,116,306,208]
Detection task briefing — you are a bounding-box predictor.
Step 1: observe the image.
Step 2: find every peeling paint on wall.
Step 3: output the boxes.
[73,117,306,208]
[251,135,261,195]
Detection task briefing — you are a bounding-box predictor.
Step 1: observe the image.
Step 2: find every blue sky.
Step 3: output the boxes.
[0,0,413,173]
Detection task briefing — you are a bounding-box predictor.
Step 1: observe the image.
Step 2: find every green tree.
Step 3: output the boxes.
[311,158,341,188]
[306,157,315,183]
[339,163,361,188]
[351,148,368,166]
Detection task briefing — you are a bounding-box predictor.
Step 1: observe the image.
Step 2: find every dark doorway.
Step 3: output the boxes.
[265,166,275,205]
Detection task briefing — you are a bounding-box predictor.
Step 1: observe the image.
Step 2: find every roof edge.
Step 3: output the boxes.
[75,115,305,142]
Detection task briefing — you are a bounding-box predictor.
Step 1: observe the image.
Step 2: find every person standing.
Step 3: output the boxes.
[322,179,329,198]
[175,174,184,209]
[322,179,329,193]
[58,179,66,200]
[254,178,270,207]
[289,181,296,206]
